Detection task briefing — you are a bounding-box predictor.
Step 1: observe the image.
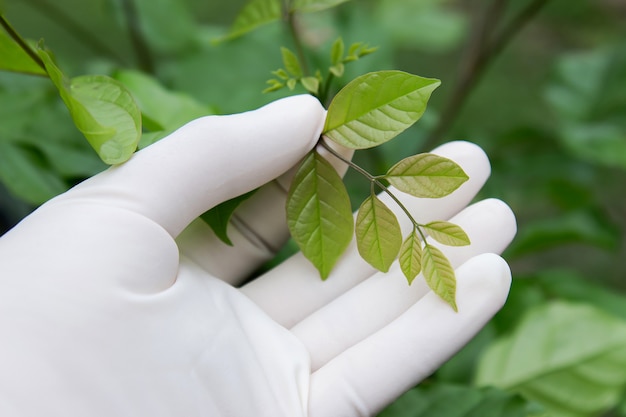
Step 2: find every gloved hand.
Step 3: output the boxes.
[0,95,516,417]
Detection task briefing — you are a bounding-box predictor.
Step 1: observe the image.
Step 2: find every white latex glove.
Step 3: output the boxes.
[0,95,516,417]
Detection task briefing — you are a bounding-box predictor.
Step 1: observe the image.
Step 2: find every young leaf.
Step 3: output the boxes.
[263,79,285,93]
[423,221,471,246]
[38,47,141,165]
[330,37,344,65]
[301,76,320,94]
[329,63,345,77]
[200,190,257,246]
[219,0,281,41]
[281,47,303,78]
[272,68,289,80]
[355,194,402,272]
[346,42,365,60]
[287,151,354,279]
[399,229,423,284]
[346,42,378,61]
[290,0,351,13]
[386,153,469,198]
[324,70,441,149]
[422,244,457,311]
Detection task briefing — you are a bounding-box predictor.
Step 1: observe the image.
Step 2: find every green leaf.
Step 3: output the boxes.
[200,190,257,246]
[355,194,402,272]
[330,37,344,65]
[378,383,548,417]
[399,229,422,284]
[272,68,289,80]
[281,47,303,78]
[287,151,353,279]
[0,22,46,76]
[323,70,440,149]
[385,153,469,198]
[113,70,214,132]
[347,42,365,58]
[422,244,457,311]
[329,63,345,77]
[221,0,281,40]
[287,78,297,90]
[345,42,378,60]
[38,47,141,165]
[0,141,67,205]
[263,78,285,93]
[423,221,471,246]
[476,301,626,417]
[300,76,319,94]
[290,0,350,13]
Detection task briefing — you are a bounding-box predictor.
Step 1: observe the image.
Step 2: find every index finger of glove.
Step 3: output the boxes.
[54,95,326,237]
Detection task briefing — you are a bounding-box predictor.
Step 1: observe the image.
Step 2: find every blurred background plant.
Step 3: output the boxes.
[1,0,625,416]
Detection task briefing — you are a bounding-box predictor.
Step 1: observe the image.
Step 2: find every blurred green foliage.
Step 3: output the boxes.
[1,0,626,416]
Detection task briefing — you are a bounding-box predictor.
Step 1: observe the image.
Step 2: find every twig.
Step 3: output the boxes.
[420,0,550,151]
[286,12,310,76]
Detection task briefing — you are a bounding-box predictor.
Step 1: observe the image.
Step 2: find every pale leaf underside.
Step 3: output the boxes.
[287,151,353,279]
[422,244,457,311]
[399,230,423,284]
[355,194,402,272]
[386,153,469,198]
[423,221,471,246]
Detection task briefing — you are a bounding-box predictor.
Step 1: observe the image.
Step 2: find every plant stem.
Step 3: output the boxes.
[0,14,46,72]
[319,139,423,234]
[282,2,309,76]
[286,15,309,74]
[320,71,335,106]
[420,0,550,151]
[120,0,154,73]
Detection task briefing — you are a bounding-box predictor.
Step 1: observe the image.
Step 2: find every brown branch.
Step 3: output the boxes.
[420,0,551,152]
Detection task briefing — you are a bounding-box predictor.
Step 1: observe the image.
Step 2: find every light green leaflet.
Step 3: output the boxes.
[38,47,141,165]
[422,244,458,311]
[286,151,354,279]
[399,230,423,284]
[281,47,303,78]
[323,70,440,149]
[355,194,402,272]
[385,153,469,198]
[423,221,471,246]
